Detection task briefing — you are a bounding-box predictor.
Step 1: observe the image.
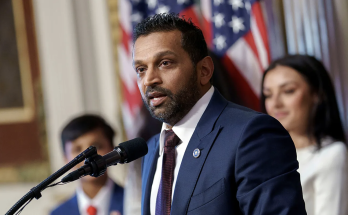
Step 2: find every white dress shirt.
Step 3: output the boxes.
[297,137,348,215]
[76,178,114,215]
[150,86,214,215]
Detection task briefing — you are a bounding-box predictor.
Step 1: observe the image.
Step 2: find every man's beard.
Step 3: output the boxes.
[141,70,201,125]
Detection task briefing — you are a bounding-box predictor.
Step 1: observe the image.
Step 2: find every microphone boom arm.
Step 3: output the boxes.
[61,146,128,183]
[5,137,147,215]
[5,146,98,215]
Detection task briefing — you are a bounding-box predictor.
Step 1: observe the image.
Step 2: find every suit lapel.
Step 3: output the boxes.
[67,194,80,215]
[142,136,160,215]
[171,90,228,215]
[109,182,124,213]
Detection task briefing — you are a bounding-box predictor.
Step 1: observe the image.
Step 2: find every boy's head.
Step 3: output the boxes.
[61,114,115,171]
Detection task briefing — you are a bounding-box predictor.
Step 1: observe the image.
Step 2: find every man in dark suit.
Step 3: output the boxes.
[133,13,306,215]
[51,114,123,215]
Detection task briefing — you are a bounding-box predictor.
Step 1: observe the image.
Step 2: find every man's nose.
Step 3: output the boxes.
[143,67,161,87]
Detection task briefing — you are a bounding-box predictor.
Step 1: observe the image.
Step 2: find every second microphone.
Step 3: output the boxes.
[62,137,148,183]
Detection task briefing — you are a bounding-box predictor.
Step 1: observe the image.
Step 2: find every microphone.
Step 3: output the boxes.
[62,137,147,183]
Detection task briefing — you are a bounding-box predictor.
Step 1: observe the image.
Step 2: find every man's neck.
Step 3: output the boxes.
[166,84,212,127]
[81,175,108,199]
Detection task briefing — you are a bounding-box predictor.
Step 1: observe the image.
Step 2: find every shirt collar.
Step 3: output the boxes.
[159,86,214,155]
[76,177,114,214]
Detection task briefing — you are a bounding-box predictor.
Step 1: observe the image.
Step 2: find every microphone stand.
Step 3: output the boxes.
[6,146,98,215]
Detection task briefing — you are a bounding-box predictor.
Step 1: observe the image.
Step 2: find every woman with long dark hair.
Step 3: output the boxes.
[261,55,347,215]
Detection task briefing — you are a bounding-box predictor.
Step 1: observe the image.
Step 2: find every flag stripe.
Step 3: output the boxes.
[221,55,260,110]
[201,0,214,48]
[121,25,132,55]
[250,16,268,70]
[118,45,137,92]
[119,0,132,34]
[180,6,201,30]
[243,31,263,72]
[252,2,270,63]
[226,38,263,96]
[122,81,143,116]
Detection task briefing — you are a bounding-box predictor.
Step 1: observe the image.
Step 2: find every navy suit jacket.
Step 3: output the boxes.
[141,90,306,215]
[51,181,124,215]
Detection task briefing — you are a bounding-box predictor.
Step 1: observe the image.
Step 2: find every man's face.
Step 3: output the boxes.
[64,128,114,182]
[133,30,201,126]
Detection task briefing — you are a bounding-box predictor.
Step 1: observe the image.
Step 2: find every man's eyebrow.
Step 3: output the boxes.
[133,60,143,68]
[154,50,178,58]
[133,50,178,67]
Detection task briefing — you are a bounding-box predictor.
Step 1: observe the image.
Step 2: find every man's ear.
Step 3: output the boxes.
[197,56,214,86]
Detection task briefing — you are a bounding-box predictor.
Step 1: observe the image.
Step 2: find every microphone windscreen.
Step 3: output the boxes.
[119,137,148,163]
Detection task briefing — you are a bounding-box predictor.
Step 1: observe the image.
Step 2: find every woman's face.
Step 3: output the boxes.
[263,65,317,134]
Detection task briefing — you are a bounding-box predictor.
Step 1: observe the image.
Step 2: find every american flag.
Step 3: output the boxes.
[202,0,270,110]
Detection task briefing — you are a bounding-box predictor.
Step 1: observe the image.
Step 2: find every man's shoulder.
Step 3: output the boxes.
[220,100,275,126]
[209,90,270,126]
[224,101,260,115]
[50,194,78,215]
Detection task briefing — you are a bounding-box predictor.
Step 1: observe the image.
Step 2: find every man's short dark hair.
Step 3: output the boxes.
[61,114,115,154]
[133,13,208,65]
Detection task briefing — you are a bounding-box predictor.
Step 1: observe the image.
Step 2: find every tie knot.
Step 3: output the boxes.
[87,205,97,215]
[164,129,180,148]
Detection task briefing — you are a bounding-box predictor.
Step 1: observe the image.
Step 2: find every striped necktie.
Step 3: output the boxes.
[155,129,181,215]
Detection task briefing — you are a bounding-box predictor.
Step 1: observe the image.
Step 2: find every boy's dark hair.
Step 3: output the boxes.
[261,55,346,147]
[61,114,115,154]
[133,13,208,65]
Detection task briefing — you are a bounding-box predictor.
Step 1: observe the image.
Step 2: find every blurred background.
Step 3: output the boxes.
[0,0,347,214]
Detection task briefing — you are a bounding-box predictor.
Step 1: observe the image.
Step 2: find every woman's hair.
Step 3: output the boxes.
[261,54,346,147]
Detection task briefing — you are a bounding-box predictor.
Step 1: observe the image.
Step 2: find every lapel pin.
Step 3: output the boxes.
[193,148,201,158]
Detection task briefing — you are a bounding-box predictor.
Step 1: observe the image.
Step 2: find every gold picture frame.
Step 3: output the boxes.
[0,0,35,124]
[0,0,50,183]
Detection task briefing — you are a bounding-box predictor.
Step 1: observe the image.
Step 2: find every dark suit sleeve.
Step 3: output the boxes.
[235,114,307,214]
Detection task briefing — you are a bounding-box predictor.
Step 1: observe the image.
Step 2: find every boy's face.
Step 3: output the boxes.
[64,128,114,182]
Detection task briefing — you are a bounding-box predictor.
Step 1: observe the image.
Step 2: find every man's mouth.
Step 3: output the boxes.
[147,92,167,107]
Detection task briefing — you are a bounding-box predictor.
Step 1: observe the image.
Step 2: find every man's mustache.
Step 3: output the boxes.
[145,86,173,99]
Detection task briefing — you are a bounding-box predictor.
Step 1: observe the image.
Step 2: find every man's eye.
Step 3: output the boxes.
[161,61,171,66]
[136,67,146,74]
